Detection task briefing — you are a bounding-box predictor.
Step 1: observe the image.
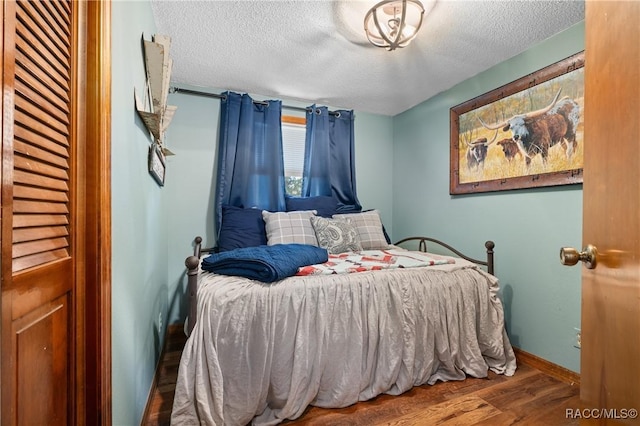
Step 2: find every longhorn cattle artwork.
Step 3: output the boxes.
[478,90,580,166]
[496,138,522,162]
[466,131,498,170]
[450,51,584,195]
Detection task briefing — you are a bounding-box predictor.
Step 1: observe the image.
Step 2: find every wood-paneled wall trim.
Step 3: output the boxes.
[282,115,306,125]
[513,347,580,386]
[84,1,112,424]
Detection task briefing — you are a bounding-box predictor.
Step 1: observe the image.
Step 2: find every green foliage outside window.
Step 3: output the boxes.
[285,176,302,196]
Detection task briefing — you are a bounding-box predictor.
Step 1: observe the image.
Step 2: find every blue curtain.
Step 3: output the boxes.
[302,106,361,212]
[215,92,286,233]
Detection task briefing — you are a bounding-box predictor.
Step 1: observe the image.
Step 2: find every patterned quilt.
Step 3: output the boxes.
[296,249,455,276]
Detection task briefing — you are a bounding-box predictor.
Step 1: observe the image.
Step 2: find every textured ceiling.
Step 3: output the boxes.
[151,0,585,116]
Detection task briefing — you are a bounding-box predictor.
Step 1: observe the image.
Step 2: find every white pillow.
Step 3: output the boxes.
[310,216,362,254]
[332,210,390,250]
[262,210,318,246]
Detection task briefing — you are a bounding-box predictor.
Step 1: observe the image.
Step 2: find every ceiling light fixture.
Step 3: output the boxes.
[364,0,425,51]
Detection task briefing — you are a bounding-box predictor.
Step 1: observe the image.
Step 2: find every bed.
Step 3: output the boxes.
[171,209,516,426]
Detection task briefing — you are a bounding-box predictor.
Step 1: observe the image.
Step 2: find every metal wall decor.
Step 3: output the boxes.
[135,33,177,185]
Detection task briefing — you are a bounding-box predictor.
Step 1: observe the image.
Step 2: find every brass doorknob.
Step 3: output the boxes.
[560,245,598,269]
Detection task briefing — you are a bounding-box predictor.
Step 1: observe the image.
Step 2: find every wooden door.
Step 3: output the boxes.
[581,0,640,423]
[1,1,86,424]
[0,1,110,424]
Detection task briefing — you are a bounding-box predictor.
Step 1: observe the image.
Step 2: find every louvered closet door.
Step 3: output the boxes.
[2,1,83,424]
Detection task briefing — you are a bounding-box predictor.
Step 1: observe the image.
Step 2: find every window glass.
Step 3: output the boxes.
[282,116,306,196]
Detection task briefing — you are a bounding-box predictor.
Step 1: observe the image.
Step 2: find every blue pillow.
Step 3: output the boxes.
[217,206,267,251]
[286,196,338,218]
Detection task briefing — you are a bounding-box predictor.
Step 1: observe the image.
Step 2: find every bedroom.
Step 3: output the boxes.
[108,1,639,424]
[0,0,637,425]
[118,0,581,422]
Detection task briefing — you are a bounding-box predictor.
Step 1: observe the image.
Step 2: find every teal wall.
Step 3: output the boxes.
[111,1,169,424]
[109,3,583,422]
[164,88,395,324]
[392,22,585,373]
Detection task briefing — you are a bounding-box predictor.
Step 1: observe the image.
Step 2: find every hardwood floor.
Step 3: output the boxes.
[143,325,580,425]
[143,325,189,426]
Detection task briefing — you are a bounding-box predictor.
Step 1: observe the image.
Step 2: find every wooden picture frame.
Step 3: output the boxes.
[450,51,584,195]
[148,142,166,186]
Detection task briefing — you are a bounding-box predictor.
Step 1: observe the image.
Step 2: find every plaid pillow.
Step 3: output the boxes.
[262,210,318,246]
[333,210,390,250]
[310,216,362,254]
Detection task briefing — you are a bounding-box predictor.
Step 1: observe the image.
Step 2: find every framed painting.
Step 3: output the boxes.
[148,142,166,186]
[450,51,584,195]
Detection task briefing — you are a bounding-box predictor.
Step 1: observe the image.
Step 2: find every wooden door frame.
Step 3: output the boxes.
[84,1,112,424]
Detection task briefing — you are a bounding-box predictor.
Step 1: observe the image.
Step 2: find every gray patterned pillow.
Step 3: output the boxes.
[262,210,318,246]
[332,210,390,250]
[310,216,362,254]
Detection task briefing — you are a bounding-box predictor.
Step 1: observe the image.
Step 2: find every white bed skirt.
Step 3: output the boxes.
[171,259,516,425]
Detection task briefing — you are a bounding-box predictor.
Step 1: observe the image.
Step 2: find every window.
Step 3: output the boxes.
[282,116,306,196]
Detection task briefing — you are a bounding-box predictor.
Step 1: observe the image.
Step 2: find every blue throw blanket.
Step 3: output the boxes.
[201,244,329,283]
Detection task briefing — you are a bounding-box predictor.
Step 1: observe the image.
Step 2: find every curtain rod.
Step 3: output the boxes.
[169,87,340,116]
